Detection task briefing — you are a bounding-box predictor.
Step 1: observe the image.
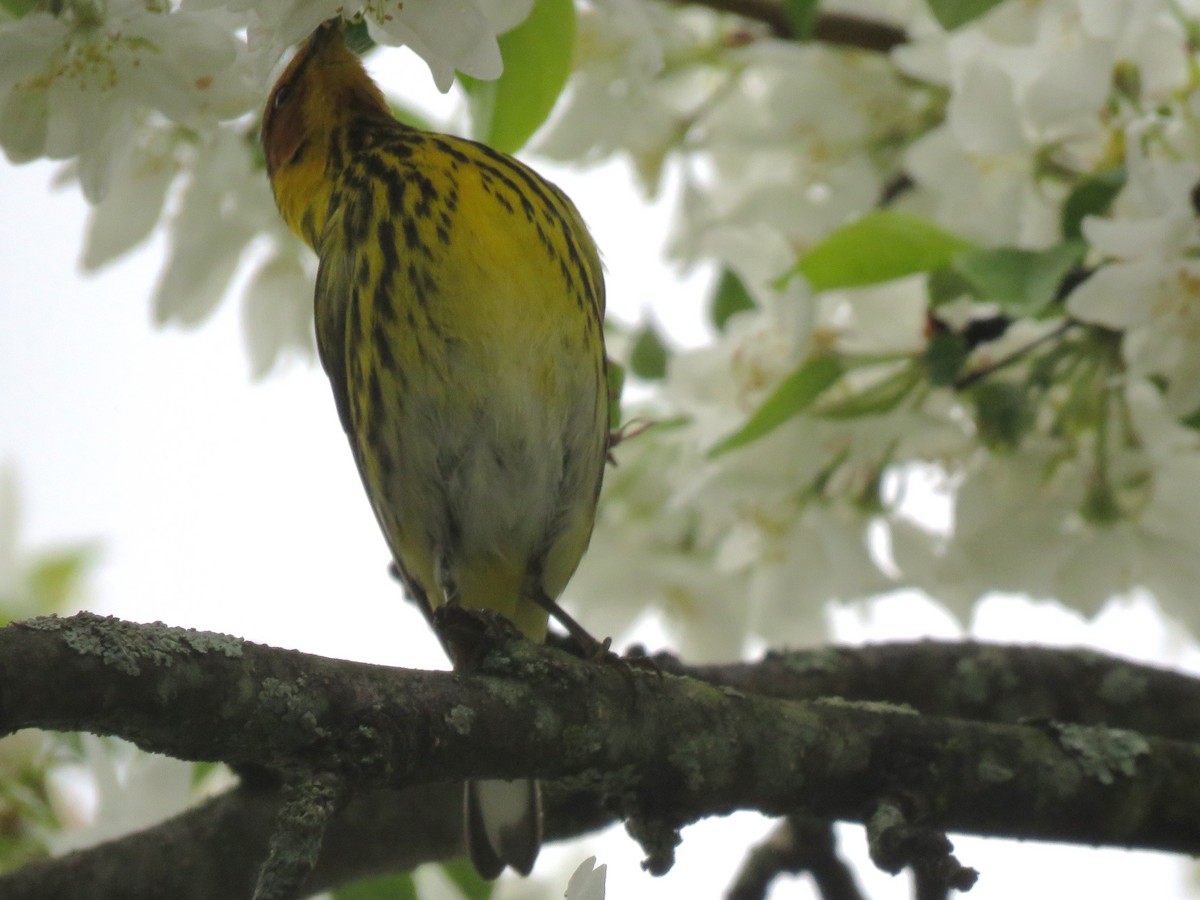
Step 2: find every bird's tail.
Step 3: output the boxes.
[465,777,542,878]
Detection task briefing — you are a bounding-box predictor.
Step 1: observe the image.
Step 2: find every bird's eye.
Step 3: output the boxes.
[272,84,293,111]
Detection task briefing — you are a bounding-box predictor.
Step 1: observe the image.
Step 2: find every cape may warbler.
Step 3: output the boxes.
[262,20,608,879]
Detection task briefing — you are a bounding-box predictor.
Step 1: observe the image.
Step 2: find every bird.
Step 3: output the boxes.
[261,19,609,878]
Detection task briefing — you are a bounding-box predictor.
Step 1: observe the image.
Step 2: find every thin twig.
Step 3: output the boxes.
[727,815,865,900]
[914,866,951,900]
[867,800,978,896]
[813,11,909,51]
[254,774,347,900]
[953,319,1076,391]
[677,0,908,50]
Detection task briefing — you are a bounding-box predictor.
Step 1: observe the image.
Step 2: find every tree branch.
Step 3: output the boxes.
[0,779,611,900]
[3,613,1200,897]
[644,642,1200,741]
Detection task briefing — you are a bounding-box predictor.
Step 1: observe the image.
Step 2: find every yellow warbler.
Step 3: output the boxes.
[261,20,608,878]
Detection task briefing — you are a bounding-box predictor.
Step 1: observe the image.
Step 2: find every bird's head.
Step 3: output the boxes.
[261,19,390,180]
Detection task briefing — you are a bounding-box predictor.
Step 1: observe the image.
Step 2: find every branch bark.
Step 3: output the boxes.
[645,642,1200,741]
[2,613,1199,898]
[0,779,610,900]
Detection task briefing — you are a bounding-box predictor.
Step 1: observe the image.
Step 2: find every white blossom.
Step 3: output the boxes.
[564,856,607,900]
[674,38,913,265]
[897,0,1192,246]
[897,381,1200,629]
[578,279,935,653]
[533,0,684,189]
[152,125,280,327]
[0,2,253,202]
[1067,124,1200,415]
[243,0,532,92]
[241,251,318,378]
[80,128,179,270]
[45,736,194,856]
[568,425,755,661]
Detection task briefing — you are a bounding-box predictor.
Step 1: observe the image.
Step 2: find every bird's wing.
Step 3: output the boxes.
[313,223,355,437]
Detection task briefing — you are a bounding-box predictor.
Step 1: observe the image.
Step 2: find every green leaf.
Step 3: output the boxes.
[971,380,1033,450]
[1061,167,1126,241]
[710,269,757,331]
[0,0,36,18]
[709,355,844,457]
[925,0,1005,30]
[1080,478,1121,525]
[815,362,921,419]
[606,359,626,431]
[782,0,821,38]
[790,211,975,292]
[0,0,30,16]
[630,323,668,380]
[951,241,1085,317]
[926,267,975,308]
[440,858,495,900]
[343,20,376,56]
[1112,60,1141,105]
[924,332,968,386]
[333,871,418,900]
[461,0,575,153]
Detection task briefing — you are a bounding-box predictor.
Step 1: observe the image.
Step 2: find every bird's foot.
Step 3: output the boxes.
[433,603,525,673]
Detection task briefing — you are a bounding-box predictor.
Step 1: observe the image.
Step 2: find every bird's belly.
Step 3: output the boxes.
[410,397,562,556]
[356,358,600,614]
